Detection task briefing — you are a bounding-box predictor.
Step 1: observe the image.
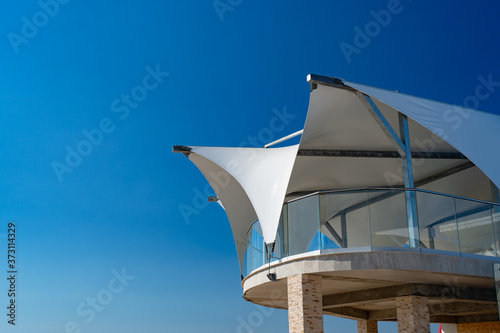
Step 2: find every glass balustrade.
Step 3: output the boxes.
[243,188,500,276]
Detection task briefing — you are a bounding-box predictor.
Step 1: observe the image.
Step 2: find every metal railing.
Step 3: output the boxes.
[243,188,500,277]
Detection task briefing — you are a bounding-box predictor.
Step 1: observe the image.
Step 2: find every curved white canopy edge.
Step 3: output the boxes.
[190,145,299,245]
[188,153,257,270]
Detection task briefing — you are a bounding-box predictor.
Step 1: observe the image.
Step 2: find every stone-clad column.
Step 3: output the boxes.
[287,274,323,333]
[357,320,378,333]
[396,296,430,333]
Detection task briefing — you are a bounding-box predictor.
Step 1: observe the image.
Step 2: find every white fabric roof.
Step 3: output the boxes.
[344,81,500,188]
[177,75,500,271]
[189,146,298,244]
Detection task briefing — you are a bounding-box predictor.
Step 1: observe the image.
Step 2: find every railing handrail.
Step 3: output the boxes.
[245,186,500,277]
[245,219,260,235]
[285,187,500,207]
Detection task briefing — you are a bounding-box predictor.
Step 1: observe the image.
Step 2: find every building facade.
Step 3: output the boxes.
[175,75,500,333]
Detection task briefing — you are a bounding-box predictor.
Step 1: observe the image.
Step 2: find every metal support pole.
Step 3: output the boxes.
[341,214,348,248]
[265,242,275,262]
[357,92,406,157]
[399,113,420,248]
[427,227,435,250]
[490,182,500,256]
[264,130,303,148]
[357,93,420,248]
[265,242,277,281]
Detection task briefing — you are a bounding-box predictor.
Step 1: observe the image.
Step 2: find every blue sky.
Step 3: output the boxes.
[0,1,499,332]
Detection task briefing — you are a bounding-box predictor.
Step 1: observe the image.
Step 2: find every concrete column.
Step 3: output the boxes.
[396,296,430,333]
[457,321,500,332]
[357,320,378,333]
[287,274,323,333]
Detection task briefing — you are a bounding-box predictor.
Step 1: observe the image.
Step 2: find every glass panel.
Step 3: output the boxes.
[368,190,409,247]
[243,226,251,277]
[416,191,459,252]
[256,188,500,275]
[287,194,320,256]
[492,204,500,257]
[455,198,496,256]
[243,220,265,276]
[319,191,370,249]
[243,248,249,277]
[494,263,500,322]
[272,207,287,261]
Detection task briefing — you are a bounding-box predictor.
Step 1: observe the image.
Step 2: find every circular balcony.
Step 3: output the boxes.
[243,188,500,277]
